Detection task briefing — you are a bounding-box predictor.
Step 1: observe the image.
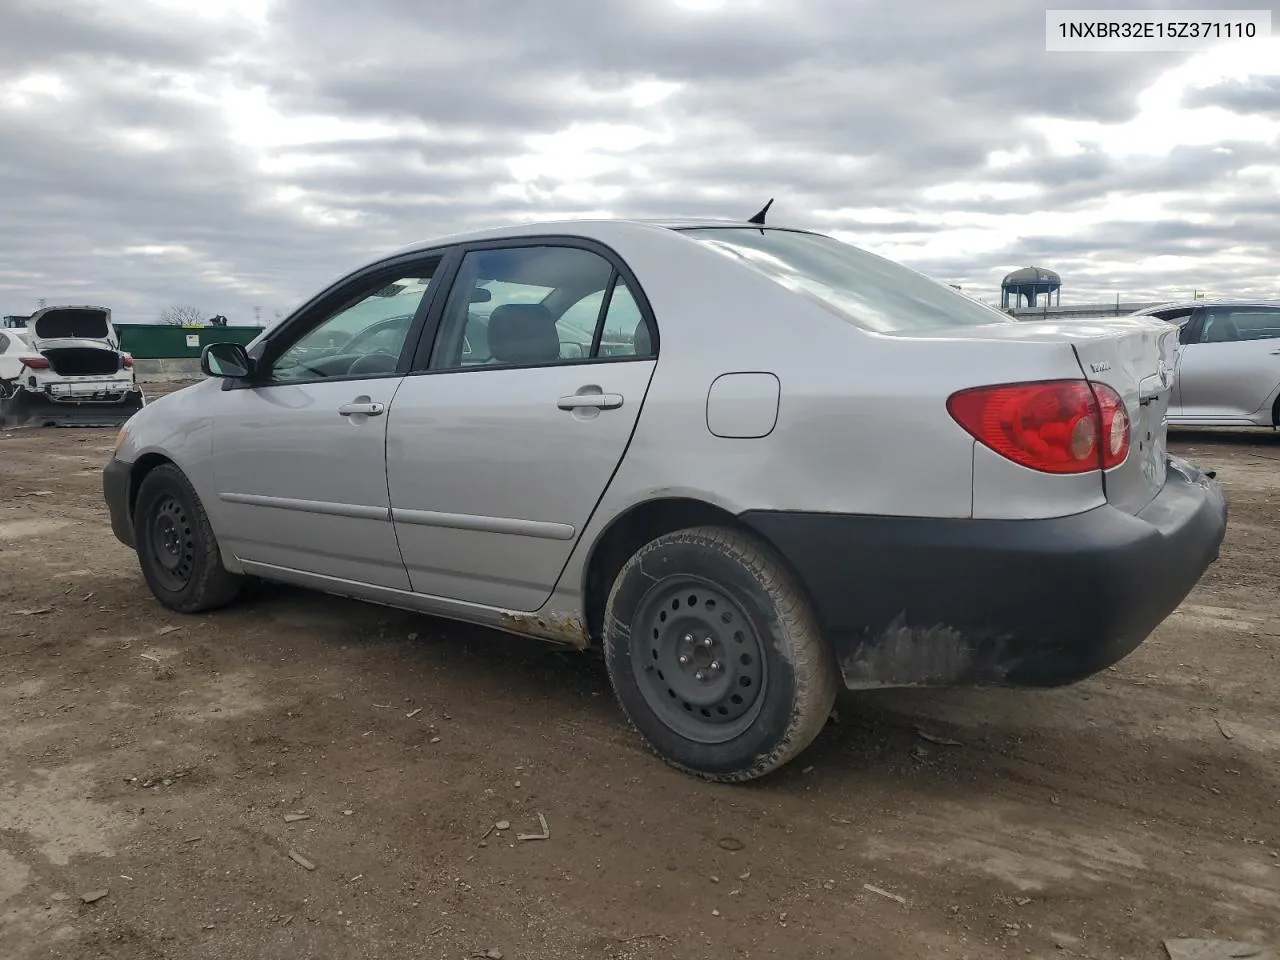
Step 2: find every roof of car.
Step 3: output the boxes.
[387,217,819,259]
[1132,297,1280,314]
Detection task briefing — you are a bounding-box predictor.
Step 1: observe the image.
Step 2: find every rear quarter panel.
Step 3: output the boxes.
[545,224,1097,607]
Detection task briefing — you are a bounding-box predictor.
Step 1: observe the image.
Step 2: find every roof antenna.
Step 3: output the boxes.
[747,198,774,225]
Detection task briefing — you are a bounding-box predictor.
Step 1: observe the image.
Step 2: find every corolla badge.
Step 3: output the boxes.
[1090,360,1111,373]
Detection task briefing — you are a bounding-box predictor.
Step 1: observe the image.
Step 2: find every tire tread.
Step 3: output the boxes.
[603,524,838,782]
[135,463,242,614]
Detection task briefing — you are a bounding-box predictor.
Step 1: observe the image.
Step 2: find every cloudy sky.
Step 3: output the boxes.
[1,0,1278,325]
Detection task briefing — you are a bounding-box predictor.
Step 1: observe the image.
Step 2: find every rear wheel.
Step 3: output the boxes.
[602,525,838,782]
[133,463,243,613]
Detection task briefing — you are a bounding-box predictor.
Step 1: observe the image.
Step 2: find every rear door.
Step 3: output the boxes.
[1177,305,1280,420]
[1070,317,1179,515]
[385,240,658,610]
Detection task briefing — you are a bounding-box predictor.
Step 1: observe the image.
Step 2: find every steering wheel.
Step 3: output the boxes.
[346,350,401,377]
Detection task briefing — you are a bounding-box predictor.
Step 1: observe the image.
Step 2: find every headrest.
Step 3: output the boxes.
[487,304,560,365]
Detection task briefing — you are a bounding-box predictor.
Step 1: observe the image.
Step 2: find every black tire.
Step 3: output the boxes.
[133,463,243,614]
[602,525,839,782]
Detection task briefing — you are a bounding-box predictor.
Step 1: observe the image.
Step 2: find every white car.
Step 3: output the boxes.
[0,306,144,428]
[102,216,1227,782]
[1127,299,1280,427]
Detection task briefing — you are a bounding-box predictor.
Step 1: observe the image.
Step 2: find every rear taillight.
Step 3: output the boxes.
[121,353,134,368]
[1093,385,1131,469]
[22,356,50,369]
[947,379,1131,474]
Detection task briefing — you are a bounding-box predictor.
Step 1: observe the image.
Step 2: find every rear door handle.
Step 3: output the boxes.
[338,401,384,417]
[557,393,623,410]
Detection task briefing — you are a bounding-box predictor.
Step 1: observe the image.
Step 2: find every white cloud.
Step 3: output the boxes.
[1037,38,1280,157]
[0,0,1277,318]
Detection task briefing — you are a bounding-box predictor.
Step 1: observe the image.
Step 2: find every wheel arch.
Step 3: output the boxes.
[127,452,177,521]
[580,496,815,646]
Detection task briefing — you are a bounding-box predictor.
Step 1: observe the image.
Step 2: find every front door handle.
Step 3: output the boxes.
[557,393,623,411]
[338,401,384,417]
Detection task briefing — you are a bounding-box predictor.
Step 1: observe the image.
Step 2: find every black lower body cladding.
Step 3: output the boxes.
[739,457,1228,689]
[103,456,135,548]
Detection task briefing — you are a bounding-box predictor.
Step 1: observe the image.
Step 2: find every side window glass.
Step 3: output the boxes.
[0,333,9,352]
[1227,310,1280,341]
[556,291,605,359]
[596,280,653,357]
[433,246,615,370]
[268,267,437,383]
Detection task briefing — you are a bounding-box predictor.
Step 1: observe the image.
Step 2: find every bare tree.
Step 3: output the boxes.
[159,305,206,326]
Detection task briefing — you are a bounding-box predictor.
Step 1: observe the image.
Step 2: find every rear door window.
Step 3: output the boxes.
[1197,308,1280,343]
[429,245,655,370]
[1226,308,1280,341]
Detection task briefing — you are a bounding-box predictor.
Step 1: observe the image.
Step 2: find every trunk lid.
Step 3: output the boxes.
[29,306,118,350]
[1067,317,1178,515]
[884,316,1178,515]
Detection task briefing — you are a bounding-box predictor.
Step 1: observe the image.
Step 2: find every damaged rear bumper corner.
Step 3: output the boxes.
[738,456,1228,690]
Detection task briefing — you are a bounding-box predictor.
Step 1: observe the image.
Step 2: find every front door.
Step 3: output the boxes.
[209,256,443,589]
[385,242,658,610]
[1178,305,1280,420]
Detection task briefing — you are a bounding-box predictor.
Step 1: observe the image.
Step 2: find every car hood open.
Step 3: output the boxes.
[28,306,118,349]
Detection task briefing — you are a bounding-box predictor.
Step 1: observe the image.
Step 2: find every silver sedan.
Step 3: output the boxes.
[103,216,1227,781]
[1129,298,1280,427]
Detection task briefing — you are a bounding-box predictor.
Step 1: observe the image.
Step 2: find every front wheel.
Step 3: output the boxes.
[602,525,839,782]
[133,463,243,613]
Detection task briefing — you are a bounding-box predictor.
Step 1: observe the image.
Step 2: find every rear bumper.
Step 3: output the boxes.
[103,456,135,548]
[739,456,1228,689]
[0,384,144,428]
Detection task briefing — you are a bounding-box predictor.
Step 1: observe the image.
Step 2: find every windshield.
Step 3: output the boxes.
[680,227,1011,334]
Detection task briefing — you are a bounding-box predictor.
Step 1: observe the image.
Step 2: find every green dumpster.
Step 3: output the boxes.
[115,325,265,360]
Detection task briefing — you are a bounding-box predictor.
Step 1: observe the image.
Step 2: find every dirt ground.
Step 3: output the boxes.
[2,381,1277,960]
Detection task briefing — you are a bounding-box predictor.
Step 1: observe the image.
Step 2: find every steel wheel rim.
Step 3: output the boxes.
[630,576,768,744]
[149,495,196,591]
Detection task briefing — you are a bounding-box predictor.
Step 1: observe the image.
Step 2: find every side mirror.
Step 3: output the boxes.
[201,342,253,379]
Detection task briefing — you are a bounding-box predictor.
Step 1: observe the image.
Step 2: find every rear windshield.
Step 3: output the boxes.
[680,227,1011,333]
